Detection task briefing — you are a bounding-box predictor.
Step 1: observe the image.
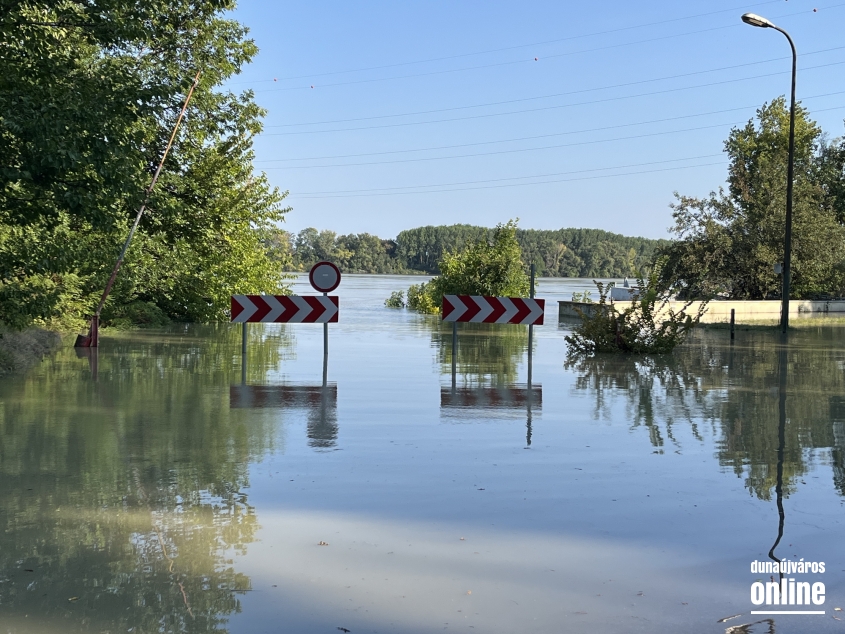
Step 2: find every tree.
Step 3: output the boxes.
[659,99,845,300]
[564,265,705,356]
[405,220,529,313]
[0,0,289,327]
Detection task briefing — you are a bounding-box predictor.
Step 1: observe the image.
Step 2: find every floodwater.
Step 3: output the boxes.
[1,274,844,634]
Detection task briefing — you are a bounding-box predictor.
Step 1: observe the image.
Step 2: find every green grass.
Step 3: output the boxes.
[701,316,845,330]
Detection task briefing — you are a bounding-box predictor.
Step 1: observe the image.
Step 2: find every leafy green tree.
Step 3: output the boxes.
[405,220,529,313]
[659,99,845,299]
[0,0,289,327]
[335,233,403,273]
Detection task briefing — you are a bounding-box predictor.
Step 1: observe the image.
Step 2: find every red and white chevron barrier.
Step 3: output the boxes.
[231,295,339,323]
[442,295,544,325]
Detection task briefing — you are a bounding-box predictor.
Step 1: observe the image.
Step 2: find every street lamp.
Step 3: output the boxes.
[741,13,797,334]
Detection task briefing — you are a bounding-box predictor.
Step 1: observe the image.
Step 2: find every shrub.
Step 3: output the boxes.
[407,282,438,314]
[101,300,170,329]
[384,290,405,308]
[565,268,706,357]
[405,220,529,313]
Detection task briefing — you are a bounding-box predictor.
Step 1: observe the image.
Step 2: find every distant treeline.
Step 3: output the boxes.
[268,224,668,278]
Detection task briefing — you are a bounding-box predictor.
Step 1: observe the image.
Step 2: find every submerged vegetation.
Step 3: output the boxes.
[396,220,530,314]
[565,268,706,356]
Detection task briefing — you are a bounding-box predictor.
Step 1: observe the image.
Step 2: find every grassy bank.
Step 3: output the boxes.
[0,326,64,377]
[701,316,845,330]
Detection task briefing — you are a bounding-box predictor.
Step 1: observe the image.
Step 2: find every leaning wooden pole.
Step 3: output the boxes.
[76,70,202,347]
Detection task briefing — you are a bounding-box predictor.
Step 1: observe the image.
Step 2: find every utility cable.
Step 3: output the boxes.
[261,60,845,136]
[261,104,845,170]
[263,46,845,129]
[252,3,843,92]
[293,161,728,199]
[233,0,786,85]
[295,153,725,195]
[256,90,845,163]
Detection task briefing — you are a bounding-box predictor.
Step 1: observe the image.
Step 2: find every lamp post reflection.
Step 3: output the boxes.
[768,338,788,576]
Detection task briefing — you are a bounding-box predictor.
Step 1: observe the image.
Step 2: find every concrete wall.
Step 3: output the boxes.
[558,299,845,324]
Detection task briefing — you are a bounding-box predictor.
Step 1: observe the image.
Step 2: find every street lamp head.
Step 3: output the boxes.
[741,13,775,28]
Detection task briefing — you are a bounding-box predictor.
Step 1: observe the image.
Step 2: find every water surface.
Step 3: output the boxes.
[1,275,843,633]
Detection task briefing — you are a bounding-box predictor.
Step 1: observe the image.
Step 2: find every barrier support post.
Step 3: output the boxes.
[528,264,535,388]
[241,322,247,384]
[451,321,457,391]
[323,292,329,388]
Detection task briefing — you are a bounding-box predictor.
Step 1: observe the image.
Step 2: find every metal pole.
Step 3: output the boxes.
[451,321,457,391]
[323,292,329,388]
[774,26,797,335]
[527,263,535,388]
[730,308,735,341]
[79,70,202,348]
[241,322,247,385]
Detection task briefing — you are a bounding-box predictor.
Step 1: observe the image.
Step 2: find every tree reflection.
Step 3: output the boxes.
[423,318,531,386]
[565,328,845,500]
[0,324,289,631]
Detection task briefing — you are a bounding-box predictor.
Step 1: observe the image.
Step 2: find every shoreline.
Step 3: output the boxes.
[0,327,64,377]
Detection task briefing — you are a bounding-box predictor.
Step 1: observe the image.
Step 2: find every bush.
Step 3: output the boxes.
[101,300,170,329]
[405,220,529,313]
[407,282,438,314]
[565,269,706,357]
[571,291,593,303]
[384,290,405,308]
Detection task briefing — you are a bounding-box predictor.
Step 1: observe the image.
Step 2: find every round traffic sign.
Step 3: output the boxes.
[309,261,341,293]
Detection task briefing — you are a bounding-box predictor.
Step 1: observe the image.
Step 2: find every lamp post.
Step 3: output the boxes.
[741,13,797,334]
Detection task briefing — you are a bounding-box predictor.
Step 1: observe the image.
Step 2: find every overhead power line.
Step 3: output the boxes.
[262,122,744,170]
[259,104,845,172]
[232,0,788,86]
[263,46,845,130]
[295,154,725,196]
[256,90,845,164]
[293,161,728,199]
[267,49,845,130]
[249,3,842,92]
[260,60,845,137]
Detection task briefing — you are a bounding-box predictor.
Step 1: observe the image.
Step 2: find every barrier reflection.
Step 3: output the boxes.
[230,384,339,449]
[425,320,540,445]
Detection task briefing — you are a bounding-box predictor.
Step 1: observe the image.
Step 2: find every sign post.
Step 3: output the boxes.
[442,293,545,388]
[231,262,341,383]
[308,262,341,387]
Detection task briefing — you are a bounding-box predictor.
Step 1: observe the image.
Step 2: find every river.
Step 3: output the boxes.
[1,274,843,633]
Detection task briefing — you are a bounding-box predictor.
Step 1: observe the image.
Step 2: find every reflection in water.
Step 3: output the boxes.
[565,329,845,501]
[0,325,289,632]
[429,320,539,447]
[440,385,542,409]
[768,341,788,576]
[427,320,530,386]
[230,384,339,449]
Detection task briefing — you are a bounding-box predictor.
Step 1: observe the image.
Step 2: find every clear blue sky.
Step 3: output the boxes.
[227,0,845,239]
